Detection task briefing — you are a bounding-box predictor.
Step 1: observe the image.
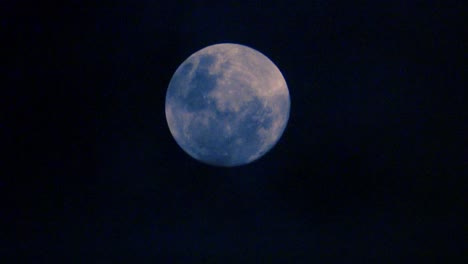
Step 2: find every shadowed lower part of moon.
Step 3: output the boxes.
[165,43,290,167]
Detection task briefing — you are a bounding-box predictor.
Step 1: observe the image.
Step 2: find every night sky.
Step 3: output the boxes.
[4,0,465,262]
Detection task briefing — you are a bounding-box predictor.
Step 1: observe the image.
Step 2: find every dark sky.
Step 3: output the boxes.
[3,0,465,262]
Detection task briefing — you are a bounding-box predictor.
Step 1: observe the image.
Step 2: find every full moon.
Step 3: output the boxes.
[165,43,290,167]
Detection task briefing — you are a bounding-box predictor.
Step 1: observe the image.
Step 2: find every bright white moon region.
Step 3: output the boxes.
[165,43,290,167]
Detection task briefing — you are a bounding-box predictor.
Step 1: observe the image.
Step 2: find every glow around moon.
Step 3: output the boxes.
[165,43,290,167]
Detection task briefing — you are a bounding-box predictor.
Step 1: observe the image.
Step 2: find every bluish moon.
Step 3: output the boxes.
[165,43,290,167]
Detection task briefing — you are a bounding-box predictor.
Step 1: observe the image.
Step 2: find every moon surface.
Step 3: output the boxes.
[165,43,290,167]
